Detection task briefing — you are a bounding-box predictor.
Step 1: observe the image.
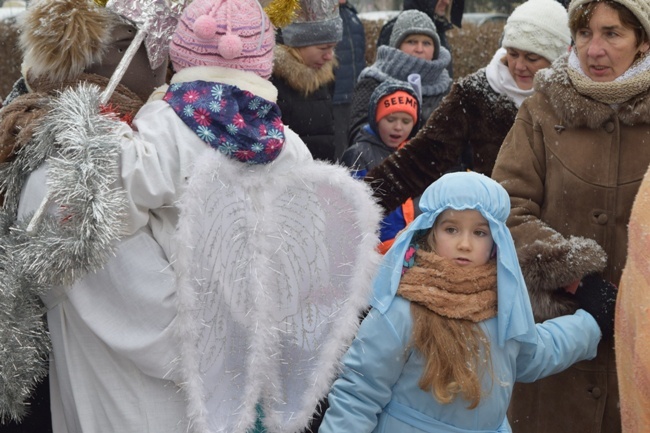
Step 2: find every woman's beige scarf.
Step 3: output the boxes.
[397,250,498,322]
[567,49,650,105]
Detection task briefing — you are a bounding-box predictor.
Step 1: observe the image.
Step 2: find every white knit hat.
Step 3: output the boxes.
[568,0,650,39]
[501,0,571,62]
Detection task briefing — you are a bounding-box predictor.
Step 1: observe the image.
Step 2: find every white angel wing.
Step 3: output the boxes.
[173,147,381,433]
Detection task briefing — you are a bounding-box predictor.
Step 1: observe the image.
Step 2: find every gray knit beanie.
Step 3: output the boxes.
[389,9,441,59]
[501,0,571,63]
[282,0,343,47]
[568,0,650,39]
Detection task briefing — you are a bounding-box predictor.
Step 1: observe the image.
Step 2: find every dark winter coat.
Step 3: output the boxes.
[332,2,366,105]
[342,125,394,172]
[491,54,650,433]
[341,126,414,252]
[347,46,451,146]
[365,68,518,213]
[271,45,337,163]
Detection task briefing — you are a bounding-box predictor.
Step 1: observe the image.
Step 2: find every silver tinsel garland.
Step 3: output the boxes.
[0,84,128,422]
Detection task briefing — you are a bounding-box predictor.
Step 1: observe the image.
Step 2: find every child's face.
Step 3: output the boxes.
[377,112,415,149]
[430,209,494,268]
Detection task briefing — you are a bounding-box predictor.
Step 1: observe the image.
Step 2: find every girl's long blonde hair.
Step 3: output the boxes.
[410,229,493,409]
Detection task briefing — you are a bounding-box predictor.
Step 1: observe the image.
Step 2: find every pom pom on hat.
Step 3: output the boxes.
[170,0,275,79]
[194,14,217,40]
[219,33,244,60]
[501,0,571,63]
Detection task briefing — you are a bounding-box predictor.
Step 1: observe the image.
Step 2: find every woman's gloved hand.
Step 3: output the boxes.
[574,273,618,340]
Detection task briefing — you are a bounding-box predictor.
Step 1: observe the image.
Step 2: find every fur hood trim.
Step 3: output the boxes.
[19,0,123,83]
[150,66,279,103]
[272,44,337,96]
[536,54,650,129]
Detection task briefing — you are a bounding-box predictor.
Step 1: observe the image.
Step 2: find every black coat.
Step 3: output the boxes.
[341,125,395,172]
[332,2,366,105]
[271,45,337,163]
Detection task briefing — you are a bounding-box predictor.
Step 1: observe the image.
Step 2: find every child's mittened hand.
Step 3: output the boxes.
[573,273,618,340]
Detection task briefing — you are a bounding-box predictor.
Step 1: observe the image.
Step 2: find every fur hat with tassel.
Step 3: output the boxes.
[19,0,127,83]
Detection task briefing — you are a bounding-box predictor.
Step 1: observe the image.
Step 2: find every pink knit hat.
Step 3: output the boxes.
[169,0,275,79]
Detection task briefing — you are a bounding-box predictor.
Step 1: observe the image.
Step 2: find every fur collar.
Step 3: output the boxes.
[150,66,279,103]
[272,45,336,96]
[535,55,650,128]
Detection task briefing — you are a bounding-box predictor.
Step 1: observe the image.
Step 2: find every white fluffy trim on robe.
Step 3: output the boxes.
[172,131,382,433]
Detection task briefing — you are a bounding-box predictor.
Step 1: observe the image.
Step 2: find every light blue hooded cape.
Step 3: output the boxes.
[370,171,537,348]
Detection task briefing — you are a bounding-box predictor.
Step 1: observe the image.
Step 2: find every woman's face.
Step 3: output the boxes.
[505,48,552,90]
[574,2,650,82]
[296,43,336,70]
[399,34,436,60]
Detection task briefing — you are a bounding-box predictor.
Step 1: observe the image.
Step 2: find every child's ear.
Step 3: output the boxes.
[490,243,497,259]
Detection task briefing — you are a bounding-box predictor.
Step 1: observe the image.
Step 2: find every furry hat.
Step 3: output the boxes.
[19,0,125,83]
[169,0,275,79]
[281,0,342,47]
[501,0,571,63]
[368,79,420,138]
[389,10,441,59]
[568,0,650,38]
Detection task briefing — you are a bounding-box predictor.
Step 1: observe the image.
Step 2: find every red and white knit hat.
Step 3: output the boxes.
[169,0,275,79]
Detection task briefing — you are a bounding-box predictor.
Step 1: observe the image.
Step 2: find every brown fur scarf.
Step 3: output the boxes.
[0,73,143,165]
[398,250,498,322]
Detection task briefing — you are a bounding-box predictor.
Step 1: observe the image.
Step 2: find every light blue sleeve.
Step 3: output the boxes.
[319,300,412,433]
[515,309,600,382]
